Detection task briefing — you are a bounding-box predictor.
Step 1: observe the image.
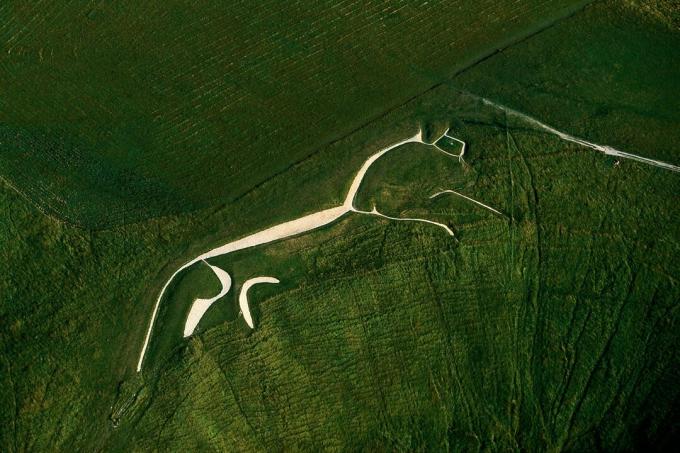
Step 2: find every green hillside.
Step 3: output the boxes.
[1,0,678,451]
[0,0,587,228]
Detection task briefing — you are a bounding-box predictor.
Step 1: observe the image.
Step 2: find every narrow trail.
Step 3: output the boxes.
[351,206,455,236]
[430,189,507,218]
[136,128,466,372]
[478,97,680,172]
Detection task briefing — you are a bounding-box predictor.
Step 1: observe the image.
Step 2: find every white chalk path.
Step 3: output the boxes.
[351,206,455,236]
[430,190,506,218]
[239,277,280,329]
[136,128,463,372]
[479,97,680,172]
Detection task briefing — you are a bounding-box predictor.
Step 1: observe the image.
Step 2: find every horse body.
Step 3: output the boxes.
[136,128,464,372]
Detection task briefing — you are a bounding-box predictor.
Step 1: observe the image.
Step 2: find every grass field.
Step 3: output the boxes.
[0,0,588,228]
[1,0,679,451]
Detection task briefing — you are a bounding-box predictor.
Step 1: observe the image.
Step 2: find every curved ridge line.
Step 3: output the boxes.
[240,277,280,329]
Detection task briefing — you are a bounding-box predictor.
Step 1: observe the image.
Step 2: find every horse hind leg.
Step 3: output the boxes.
[183,262,233,337]
[239,277,280,329]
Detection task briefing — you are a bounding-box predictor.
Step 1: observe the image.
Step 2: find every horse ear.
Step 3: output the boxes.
[420,122,449,144]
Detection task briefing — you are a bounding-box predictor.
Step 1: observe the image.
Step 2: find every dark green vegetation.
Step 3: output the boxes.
[0,0,588,228]
[1,0,679,451]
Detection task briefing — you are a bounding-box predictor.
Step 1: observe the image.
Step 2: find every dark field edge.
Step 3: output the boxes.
[0,0,594,232]
[230,0,594,204]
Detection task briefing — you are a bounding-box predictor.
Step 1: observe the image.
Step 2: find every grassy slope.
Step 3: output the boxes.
[0,0,586,228]
[117,89,679,451]
[452,0,680,165]
[1,0,679,451]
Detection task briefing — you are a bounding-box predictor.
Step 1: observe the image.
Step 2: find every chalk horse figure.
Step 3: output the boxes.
[136,127,492,372]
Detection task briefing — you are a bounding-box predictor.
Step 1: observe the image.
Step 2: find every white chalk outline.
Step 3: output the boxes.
[351,206,455,236]
[432,132,467,165]
[239,277,280,329]
[182,261,232,337]
[136,94,676,372]
[136,128,462,372]
[430,190,506,218]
